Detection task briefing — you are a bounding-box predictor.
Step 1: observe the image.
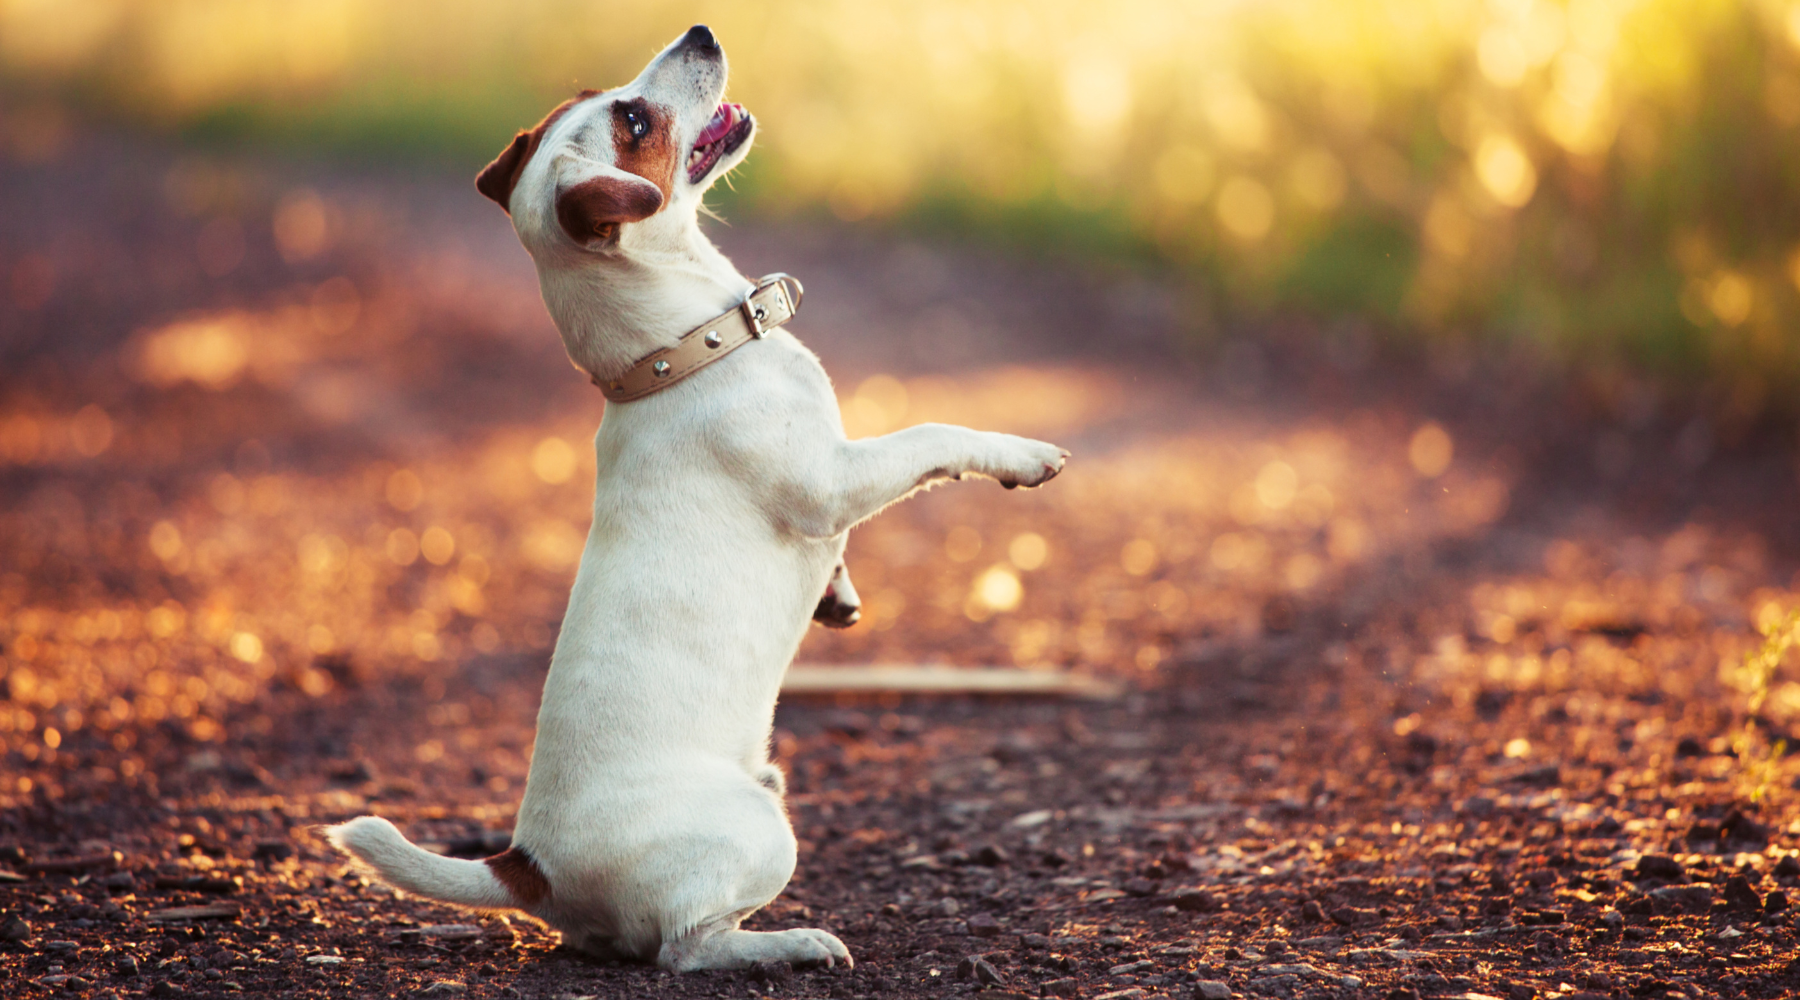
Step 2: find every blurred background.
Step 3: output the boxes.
[3,0,1799,407]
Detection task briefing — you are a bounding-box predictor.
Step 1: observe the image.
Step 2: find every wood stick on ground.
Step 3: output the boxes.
[394,925,486,941]
[22,853,121,874]
[146,903,242,922]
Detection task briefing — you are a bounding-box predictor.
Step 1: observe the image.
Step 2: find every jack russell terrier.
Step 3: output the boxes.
[328,25,1067,972]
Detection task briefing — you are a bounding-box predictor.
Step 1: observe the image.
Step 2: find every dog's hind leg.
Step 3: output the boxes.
[811,561,861,628]
[630,774,850,971]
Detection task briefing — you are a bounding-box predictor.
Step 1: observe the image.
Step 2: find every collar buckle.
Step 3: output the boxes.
[740,272,804,339]
[740,295,770,338]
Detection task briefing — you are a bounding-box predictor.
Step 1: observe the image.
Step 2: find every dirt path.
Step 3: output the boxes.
[4,135,1800,1000]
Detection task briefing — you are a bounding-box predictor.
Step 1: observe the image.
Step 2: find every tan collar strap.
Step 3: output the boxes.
[590,273,804,403]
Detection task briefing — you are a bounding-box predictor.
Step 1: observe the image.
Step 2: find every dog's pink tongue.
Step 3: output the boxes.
[695,103,740,147]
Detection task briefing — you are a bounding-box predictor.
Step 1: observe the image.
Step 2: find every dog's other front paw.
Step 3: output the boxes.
[986,435,1069,490]
[812,562,861,629]
[813,593,861,628]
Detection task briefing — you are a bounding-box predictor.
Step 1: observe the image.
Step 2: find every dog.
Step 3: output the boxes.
[327,25,1067,972]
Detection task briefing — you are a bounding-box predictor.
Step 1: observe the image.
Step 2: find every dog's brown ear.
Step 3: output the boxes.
[475,90,601,214]
[555,175,665,246]
[476,131,533,213]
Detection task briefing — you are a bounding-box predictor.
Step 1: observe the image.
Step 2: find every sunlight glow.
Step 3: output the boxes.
[973,565,1024,613]
[1409,424,1455,479]
[1474,134,1538,208]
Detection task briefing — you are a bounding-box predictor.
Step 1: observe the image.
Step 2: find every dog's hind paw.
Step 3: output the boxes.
[771,928,853,969]
[663,927,852,972]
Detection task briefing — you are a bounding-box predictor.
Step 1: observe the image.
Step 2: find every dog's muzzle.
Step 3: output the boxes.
[589,273,804,403]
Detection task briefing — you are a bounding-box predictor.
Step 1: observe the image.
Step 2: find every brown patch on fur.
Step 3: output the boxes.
[555,175,664,245]
[611,98,678,202]
[485,846,550,907]
[475,90,600,213]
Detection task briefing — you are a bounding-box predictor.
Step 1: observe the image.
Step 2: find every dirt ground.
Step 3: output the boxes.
[5,133,1800,1000]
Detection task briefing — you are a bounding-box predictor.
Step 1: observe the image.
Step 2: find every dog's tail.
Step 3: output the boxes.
[324,816,549,912]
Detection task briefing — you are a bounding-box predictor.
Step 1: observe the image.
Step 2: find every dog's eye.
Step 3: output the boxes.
[626,111,648,139]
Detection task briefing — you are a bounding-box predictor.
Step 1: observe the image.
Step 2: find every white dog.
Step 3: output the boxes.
[327,25,1067,972]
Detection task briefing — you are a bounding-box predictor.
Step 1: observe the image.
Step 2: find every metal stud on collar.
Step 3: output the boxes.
[704,330,722,348]
[652,360,672,377]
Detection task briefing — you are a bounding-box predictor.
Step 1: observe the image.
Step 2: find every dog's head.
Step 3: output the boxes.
[476,25,754,256]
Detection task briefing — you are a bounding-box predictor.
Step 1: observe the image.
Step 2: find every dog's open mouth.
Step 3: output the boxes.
[687,103,753,184]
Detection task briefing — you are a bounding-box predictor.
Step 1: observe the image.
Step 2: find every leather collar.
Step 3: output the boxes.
[589,274,804,403]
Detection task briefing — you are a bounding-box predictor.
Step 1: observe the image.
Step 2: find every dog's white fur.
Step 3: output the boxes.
[328,27,1066,971]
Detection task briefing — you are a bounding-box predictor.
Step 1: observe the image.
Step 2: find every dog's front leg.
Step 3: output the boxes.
[782,423,1067,538]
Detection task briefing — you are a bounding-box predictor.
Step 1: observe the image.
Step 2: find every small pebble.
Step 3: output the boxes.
[1634,855,1685,881]
[1723,875,1762,911]
[965,913,1002,938]
[972,844,1009,866]
[1171,888,1216,912]
[955,957,1004,984]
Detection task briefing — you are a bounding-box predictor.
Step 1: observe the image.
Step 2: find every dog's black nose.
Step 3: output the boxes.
[681,25,719,53]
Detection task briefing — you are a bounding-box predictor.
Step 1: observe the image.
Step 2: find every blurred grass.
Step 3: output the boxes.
[4,0,1800,410]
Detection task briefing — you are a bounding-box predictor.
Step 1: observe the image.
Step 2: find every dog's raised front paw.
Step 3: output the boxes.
[987,435,1069,490]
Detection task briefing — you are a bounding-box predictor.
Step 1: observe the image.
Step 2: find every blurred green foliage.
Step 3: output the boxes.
[3,0,1799,407]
